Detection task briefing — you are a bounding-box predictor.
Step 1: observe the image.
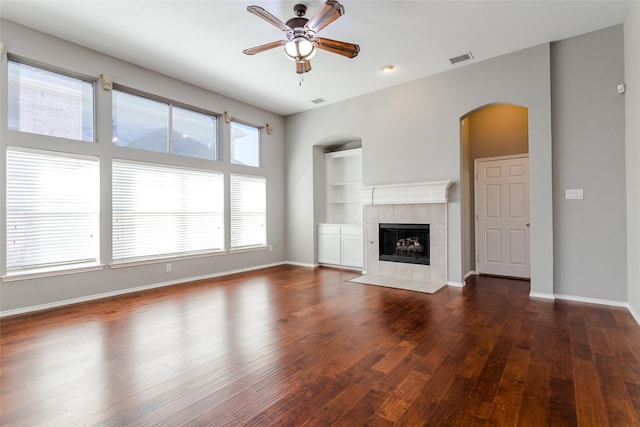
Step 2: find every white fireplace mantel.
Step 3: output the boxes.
[361,180,453,205]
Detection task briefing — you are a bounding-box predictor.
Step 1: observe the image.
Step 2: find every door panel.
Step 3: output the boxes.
[508,229,526,265]
[475,155,530,278]
[486,185,502,218]
[485,228,502,263]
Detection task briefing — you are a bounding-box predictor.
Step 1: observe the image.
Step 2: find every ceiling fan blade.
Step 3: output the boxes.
[243,40,287,55]
[305,0,344,34]
[316,37,360,59]
[296,60,312,74]
[247,5,291,32]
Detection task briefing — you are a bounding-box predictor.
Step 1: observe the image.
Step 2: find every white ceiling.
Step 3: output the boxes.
[0,0,630,116]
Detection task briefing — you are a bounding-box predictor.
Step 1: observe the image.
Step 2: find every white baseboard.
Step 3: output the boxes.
[628,304,640,326]
[528,292,638,325]
[554,293,630,308]
[1,261,287,318]
[447,281,464,287]
[285,261,317,268]
[464,271,477,280]
[529,291,555,300]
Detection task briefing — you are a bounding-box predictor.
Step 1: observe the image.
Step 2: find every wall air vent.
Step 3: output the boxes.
[449,52,474,64]
[311,98,327,104]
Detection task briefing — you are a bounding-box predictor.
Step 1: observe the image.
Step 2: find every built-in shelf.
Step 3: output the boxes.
[326,148,363,225]
[320,148,364,270]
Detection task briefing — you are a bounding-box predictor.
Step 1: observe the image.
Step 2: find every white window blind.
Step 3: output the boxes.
[230,174,266,249]
[112,161,224,262]
[6,149,100,273]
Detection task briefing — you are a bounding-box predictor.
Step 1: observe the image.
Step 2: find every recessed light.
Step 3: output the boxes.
[381,65,395,73]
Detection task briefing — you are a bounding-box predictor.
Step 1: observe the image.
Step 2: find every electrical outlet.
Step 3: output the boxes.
[165,263,172,272]
[565,189,584,200]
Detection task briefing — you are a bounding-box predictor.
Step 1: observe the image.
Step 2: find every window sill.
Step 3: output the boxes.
[2,263,105,282]
[229,245,270,254]
[109,250,227,269]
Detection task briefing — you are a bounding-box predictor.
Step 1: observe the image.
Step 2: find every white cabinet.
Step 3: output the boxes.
[326,148,362,225]
[318,225,341,265]
[318,224,363,269]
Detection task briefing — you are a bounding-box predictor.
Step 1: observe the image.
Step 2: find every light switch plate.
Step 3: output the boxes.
[565,189,584,200]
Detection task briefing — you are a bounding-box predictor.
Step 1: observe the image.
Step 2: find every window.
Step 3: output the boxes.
[112,90,217,160]
[112,161,224,262]
[230,174,266,249]
[172,106,217,160]
[8,60,94,141]
[230,121,261,167]
[5,149,100,273]
[112,91,168,153]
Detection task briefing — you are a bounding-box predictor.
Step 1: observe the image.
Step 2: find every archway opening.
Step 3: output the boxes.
[460,104,529,279]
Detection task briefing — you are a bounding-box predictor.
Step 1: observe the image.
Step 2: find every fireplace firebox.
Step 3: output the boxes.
[379,223,430,265]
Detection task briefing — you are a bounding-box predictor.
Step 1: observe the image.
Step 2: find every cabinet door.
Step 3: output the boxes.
[318,234,341,265]
[341,234,363,268]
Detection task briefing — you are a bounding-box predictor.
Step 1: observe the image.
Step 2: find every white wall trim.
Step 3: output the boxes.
[0,262,288,318]
[447,281,464,287]
[628,304,640,326]
[554,293,629,308]
[362,180,453,205]
[464,271,477,280]
[529,291,555,300]
[285,261,317,268]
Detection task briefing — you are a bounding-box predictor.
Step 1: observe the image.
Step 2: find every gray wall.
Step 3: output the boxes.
[625,3,640,318]
[0,20,287,313]
[551,25,627,301]
[286,44,555,294]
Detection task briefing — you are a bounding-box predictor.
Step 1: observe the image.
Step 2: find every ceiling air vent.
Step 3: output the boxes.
[311,98,327,104]
[449,52,474,65]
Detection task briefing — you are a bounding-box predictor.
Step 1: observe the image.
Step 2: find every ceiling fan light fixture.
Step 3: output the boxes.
[244,1,358,75]
[284,37,316,62]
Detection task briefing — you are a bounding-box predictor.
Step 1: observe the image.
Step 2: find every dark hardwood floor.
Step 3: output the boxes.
[2,265,640,426]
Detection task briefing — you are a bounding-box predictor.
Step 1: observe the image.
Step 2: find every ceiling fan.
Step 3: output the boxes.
[242,0,360,74]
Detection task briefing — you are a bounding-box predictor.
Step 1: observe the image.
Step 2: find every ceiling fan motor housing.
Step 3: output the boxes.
[293,4,307,17]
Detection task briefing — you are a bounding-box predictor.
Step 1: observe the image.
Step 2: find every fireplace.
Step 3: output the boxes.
[379,223,430,265]
[350,180,452,294]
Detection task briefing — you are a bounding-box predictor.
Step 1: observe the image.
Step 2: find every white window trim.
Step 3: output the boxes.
[2,263,105,283]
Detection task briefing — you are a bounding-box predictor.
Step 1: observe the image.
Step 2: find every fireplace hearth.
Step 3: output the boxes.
[379,223,430,265]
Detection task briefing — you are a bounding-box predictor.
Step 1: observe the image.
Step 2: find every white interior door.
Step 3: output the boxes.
[475,155,530,278]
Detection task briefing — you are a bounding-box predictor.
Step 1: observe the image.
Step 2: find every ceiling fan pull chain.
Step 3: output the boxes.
[299,74,304,86]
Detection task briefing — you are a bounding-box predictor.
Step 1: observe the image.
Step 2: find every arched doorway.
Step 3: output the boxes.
[460,104,529,279]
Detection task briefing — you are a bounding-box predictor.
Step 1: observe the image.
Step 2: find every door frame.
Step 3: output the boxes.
[474,153,530,278]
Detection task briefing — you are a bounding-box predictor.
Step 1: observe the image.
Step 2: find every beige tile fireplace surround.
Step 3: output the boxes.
[351,181,452,294]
